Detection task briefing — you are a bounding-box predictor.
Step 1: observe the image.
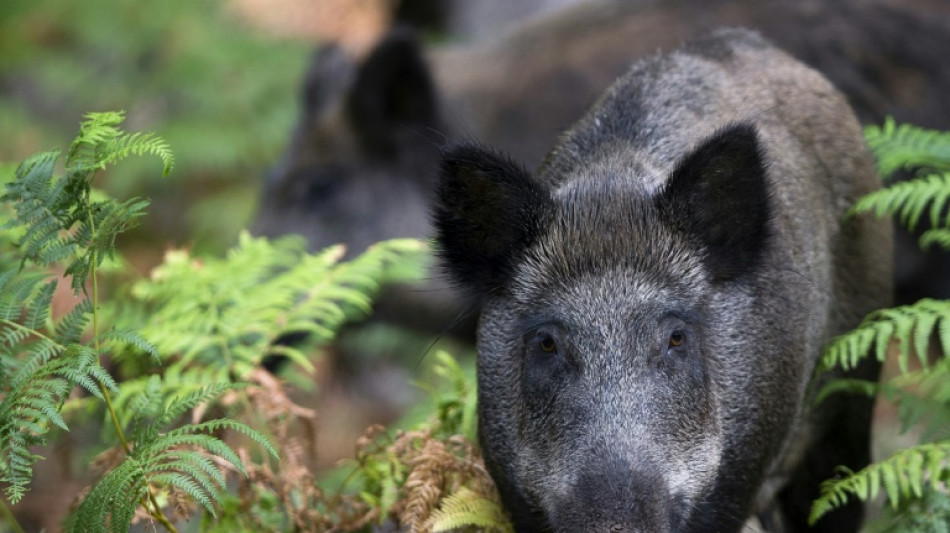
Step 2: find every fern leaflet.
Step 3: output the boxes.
[865,117,950,178]
[810,443,950,525]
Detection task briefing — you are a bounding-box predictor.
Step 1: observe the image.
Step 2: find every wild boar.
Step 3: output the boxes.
[433,28,893,532]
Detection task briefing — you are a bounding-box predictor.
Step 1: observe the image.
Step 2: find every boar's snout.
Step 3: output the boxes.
[551,457,683,532]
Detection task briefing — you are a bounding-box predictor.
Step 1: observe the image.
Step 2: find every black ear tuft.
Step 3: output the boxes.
[347,27,437,156]
[659,123,771,282]
[433,144,552,298]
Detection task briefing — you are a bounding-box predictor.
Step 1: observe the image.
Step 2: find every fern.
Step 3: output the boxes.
[2,111,169,293]
[426,487,514,533]
[0,111,170,506]
[811,443,950,523]
[850,172,950,233]
[818,298,950,375]
[312,351,509,532]
[68,377,277,533]
[67,110,174,178]
[919,228,950,251]
[865,117,950,179]
[103,232,427,420]
[811,119,950,526]
[0,112,283,533]
[4,111,441,531]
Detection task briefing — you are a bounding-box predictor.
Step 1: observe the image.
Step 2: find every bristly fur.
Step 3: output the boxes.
[658,122,772,282]
[432,143,553,302]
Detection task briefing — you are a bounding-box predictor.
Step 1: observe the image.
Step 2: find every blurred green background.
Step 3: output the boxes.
[0,0,315,261]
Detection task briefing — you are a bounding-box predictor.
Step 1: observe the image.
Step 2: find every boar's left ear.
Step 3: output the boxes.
[433,145,552,298]
[658,123,771,282]
[347,27,438,157]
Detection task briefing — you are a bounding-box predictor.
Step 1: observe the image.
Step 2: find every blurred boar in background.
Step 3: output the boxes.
[433,28,892,532]
[253,0,950,337]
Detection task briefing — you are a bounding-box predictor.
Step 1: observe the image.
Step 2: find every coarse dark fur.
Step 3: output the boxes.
[433,29,893,532]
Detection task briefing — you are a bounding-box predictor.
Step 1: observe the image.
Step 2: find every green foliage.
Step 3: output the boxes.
[415,350,479,443]
[2,110,171,292]
[2,110,439,532]
[0,0,311,251]
[103,234,426,426]
[865,117,950,179]
[811,444,950,524]
[1,111,167,505]
[65,378,277,533]
[0,112,286,532]
[68,110,174,178]
[427,487,514,533]
[817,299,950,375]
[811,119,950,528]
[850,173,950,235]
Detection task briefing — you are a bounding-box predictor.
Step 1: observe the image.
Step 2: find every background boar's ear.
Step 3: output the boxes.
[347,27,437,157]
[301,44,351,116]
[658,123,771,282]
[433,145,552,297]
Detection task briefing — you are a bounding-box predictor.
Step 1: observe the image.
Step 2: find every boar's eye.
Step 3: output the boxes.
[668,331,686,349]
[539,334,558,354]
[304,176,342,202]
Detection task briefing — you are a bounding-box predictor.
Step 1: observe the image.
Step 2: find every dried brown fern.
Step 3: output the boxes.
[190,352,510,531]
[337,424,504,532]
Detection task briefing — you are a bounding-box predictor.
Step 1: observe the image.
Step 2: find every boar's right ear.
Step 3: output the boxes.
[433,145,552,297]
[347,27,438,157]
[658,123,772,282]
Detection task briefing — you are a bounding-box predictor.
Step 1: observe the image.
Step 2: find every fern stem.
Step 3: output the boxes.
[84,191,176,533]
[0,497,27,533]
[145,488,179,533]
[100,382,131,454]
[0,318,61,347]
[84,191,131,455]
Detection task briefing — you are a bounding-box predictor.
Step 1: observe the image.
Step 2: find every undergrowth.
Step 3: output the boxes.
[811,118,950,531]
[1,110,508,532]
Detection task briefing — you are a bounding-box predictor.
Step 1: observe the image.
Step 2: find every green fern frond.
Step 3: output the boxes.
[66,111,174,177]
[155,449,228,491]
[150,471,219,515]
[818,299,950,374]
[0,371,70,502]
[813,115,950,527]
[146,449,230,514]
[67,456,146,533]
[113,232,427,397]
[55,299,92,343]
[919,228,950,251]
[810,442,950,525]
[427,487,515,533]
[21,279,56,331]
[157,382,241,426]
[145,434,246,475]
[101,131,175,177]
[848,172,950,233]
[162,418,279,463]
[69,375,279,528]
[0,270,50,321]
[865,117,950,178]
[97,328,159,362]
